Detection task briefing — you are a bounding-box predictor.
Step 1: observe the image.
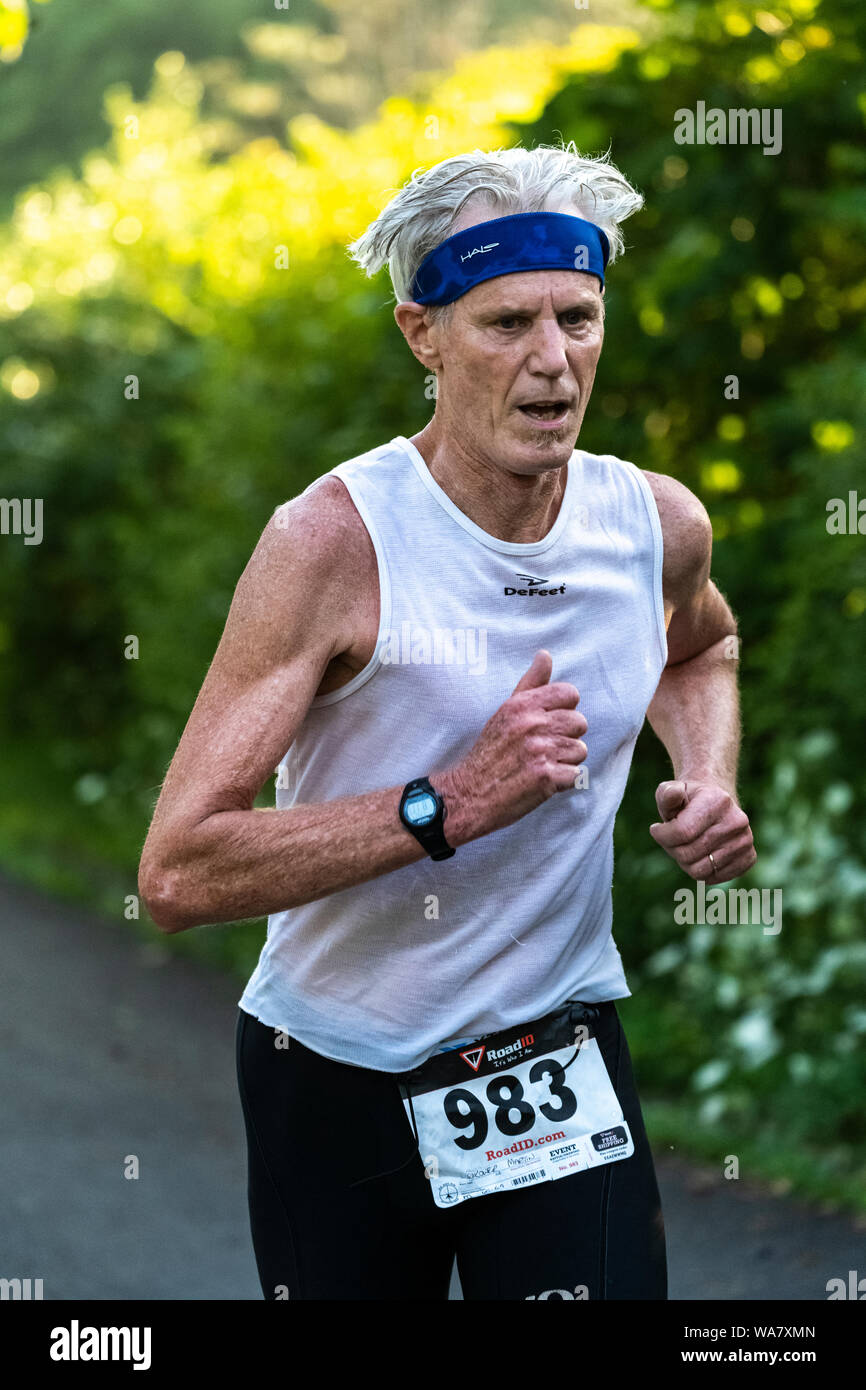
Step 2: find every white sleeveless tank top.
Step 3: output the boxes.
[239,435,667,1072]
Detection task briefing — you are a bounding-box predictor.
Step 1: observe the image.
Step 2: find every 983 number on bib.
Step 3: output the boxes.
[444,1057,577,1148]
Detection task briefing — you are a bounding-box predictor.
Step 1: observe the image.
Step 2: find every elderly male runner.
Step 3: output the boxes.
[139,142,756,1302]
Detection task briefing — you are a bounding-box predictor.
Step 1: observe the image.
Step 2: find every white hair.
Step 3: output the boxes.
[347,141,644,316]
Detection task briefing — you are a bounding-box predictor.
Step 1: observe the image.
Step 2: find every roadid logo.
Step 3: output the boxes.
[460,1045,486,1071]
[487,1031,534,1065]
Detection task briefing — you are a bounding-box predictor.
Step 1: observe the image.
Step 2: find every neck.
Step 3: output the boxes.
[409,422,570,544]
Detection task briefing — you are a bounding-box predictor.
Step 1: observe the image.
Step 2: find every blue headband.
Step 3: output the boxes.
[409,211,610,306]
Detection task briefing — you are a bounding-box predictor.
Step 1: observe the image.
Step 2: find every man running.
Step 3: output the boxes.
[139,141,756,1301]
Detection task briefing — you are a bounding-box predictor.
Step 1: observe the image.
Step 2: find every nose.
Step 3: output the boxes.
[525,318,571,377]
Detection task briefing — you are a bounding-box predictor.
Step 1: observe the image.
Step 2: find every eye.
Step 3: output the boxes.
[498,316,524,329]
[563,309,589,325]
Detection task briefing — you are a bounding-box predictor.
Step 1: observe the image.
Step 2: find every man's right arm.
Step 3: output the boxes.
[138,479,589,934]
[138,481,475,934]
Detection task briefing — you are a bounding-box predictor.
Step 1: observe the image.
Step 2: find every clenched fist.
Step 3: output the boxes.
[649,780,757,882]
[433,650,588,845]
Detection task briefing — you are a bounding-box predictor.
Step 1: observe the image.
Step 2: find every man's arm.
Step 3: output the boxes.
[138,476,592,935]
[137,480,433,934]
[642,471,757,883]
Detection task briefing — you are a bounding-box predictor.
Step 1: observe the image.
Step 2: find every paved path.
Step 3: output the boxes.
[1,869,862,1299]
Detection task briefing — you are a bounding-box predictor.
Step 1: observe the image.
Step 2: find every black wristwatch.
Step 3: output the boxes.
[398,776,456,860]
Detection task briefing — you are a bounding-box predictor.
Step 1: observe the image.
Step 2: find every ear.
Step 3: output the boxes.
[394,301,443,371]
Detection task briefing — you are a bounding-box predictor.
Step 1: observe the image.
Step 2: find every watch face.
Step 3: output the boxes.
[405,791,437,825]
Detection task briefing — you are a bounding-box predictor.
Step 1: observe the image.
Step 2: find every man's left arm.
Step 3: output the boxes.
[643,472,757,883]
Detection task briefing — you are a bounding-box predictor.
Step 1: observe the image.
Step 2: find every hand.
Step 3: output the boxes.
[649,779,757,882]
[433,650,588,844]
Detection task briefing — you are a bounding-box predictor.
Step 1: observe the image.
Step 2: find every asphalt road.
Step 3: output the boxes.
[1,869,862,1300]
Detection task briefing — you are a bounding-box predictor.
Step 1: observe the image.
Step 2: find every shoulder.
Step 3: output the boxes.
[262,441,402,575]
[233,473,375,647]
[641,469,712,605]
[268,473,373,566]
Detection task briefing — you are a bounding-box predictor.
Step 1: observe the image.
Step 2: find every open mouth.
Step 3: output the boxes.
[518,400,571,421]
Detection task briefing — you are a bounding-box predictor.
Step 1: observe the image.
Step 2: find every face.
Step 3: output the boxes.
[406,206,606,476]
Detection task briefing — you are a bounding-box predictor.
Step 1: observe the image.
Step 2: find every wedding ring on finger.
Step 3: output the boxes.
[707,851,717,879]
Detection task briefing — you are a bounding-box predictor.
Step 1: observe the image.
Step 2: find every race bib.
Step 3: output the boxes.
[399,1003,634,1210]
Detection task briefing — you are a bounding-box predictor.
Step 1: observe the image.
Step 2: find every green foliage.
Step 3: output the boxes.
[0,0,599,219]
